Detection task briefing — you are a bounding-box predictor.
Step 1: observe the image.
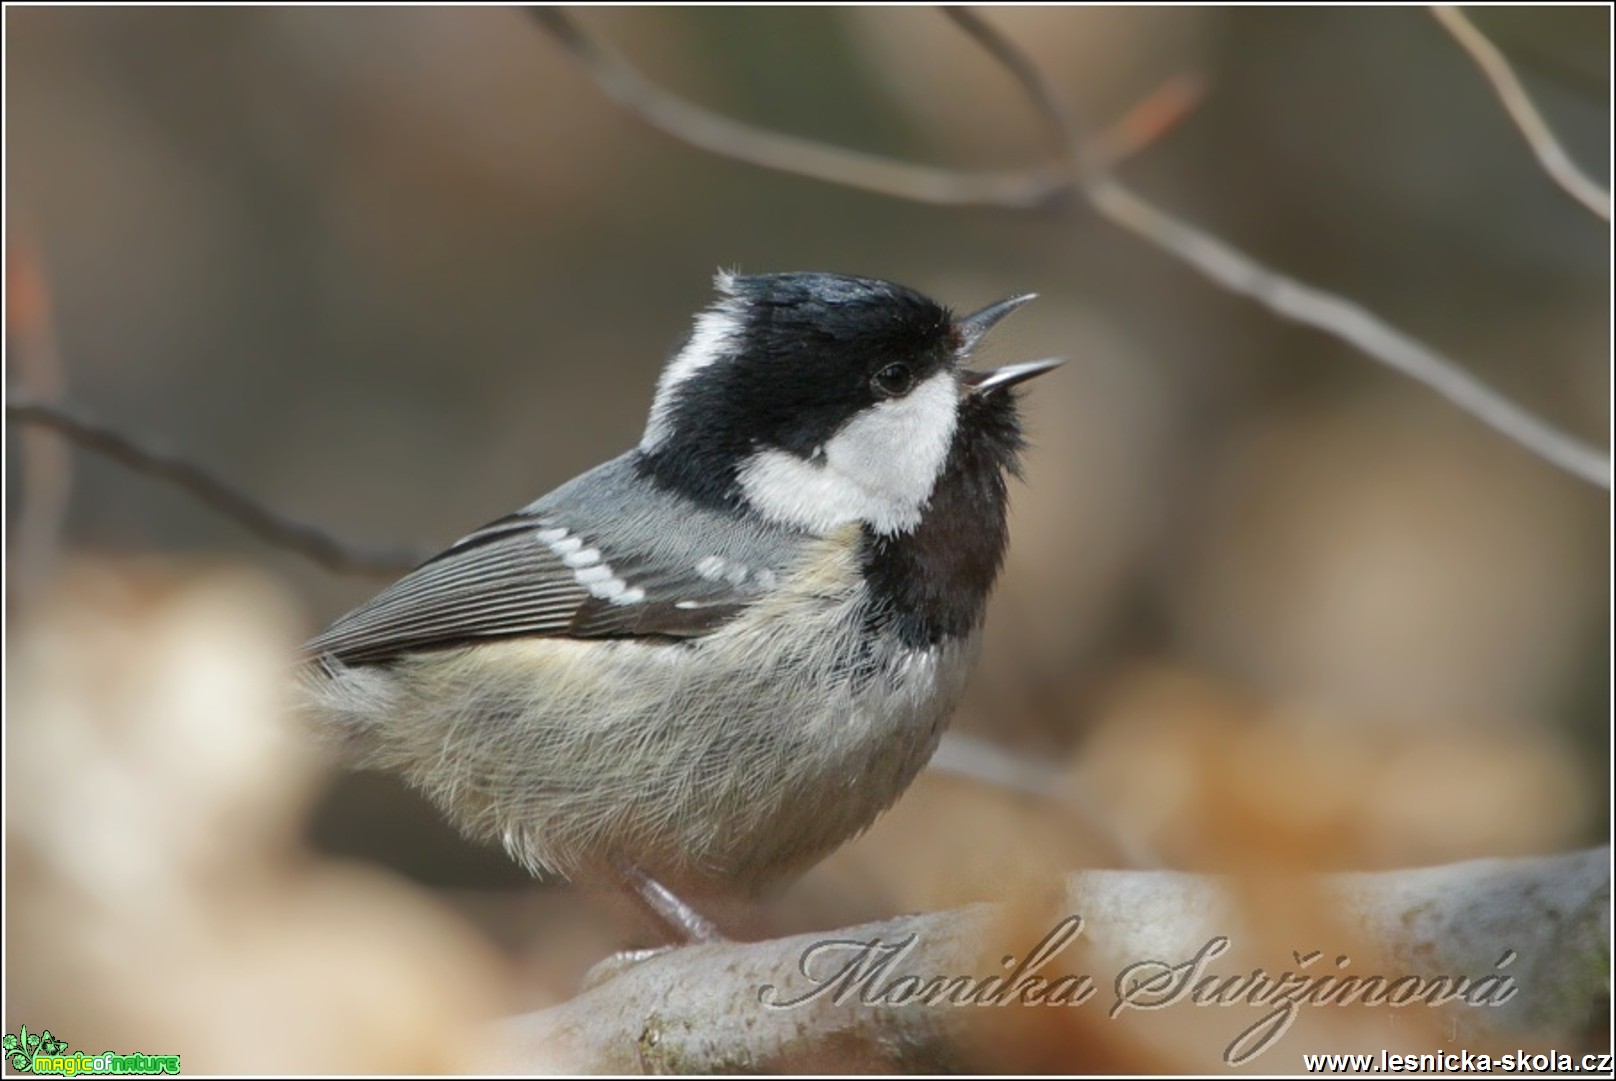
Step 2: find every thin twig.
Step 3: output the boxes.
[533,6,1609,490]
[928,732,1066,799]
[929,733,1162,869]
[7,241,73,598]
[5,398,426,577]
[940,7,1611,489]
[1094,72,1206,166]
[1432,5,1610,221]
[527,8,1202,210]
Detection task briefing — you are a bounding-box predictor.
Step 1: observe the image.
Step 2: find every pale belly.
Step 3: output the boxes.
[307,593,980,895]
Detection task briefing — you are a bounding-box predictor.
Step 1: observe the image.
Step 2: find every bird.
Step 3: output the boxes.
[300,270,1061,942]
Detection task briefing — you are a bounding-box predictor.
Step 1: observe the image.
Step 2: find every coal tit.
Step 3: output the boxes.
[301,271,1060,940]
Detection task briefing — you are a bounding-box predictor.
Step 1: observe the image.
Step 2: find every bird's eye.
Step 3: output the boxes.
[872,362,914,398]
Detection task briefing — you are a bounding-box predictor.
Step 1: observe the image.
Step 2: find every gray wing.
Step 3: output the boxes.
[306,458,787,666]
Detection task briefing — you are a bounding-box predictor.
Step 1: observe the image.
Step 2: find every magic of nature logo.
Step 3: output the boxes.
[3,1026,180,1076]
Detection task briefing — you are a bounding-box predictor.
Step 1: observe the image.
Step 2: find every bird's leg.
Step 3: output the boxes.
[615,865,726,944]
[580,867,726,990]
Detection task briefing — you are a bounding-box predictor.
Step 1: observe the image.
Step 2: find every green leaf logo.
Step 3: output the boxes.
[1,1024,70,1071]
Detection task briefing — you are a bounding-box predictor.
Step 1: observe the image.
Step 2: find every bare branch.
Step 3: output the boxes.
[527,8,1202,210]
[532,6,1609,489]
[928,733,1164,869]
[498,847,1610,1072]
[5,398,426,577]
[1092,72,1206,166]
[928,731,1066,799]
[1432,5,1610,221]
[940,7,1611,490]
[7,240,73,598]
[1092,182,1609,486]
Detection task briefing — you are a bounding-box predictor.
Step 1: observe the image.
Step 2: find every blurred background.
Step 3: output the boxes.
[6,5,1609,1072]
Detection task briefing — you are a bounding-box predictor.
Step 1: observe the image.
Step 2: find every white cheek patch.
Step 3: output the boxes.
[641,273,744,451]
[737,371,959,536]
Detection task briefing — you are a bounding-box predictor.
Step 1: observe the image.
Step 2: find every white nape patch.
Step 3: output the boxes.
[737,370,959,536]
[535,525,644,606]
[641,274,746,451]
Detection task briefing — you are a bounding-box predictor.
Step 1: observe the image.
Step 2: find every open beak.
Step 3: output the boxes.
[954,292,1064,394]
[960,357,1065,394]
[955,292,1037,354]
